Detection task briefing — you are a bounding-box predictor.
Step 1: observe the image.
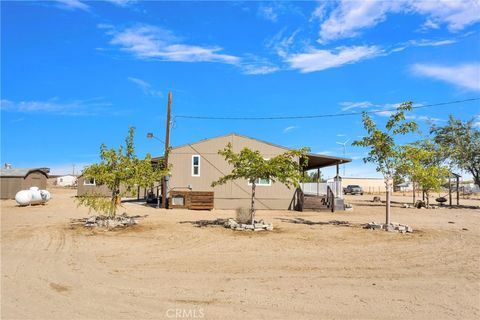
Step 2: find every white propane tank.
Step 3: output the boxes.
[15,190,32,206]
[15,187,51,206]
[40,190,51,202]
[30,187,44,205]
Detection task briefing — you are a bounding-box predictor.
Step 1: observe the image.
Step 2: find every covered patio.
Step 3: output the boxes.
[292,153,352,212]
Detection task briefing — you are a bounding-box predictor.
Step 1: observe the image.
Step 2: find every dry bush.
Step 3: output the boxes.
[236,208,251,224]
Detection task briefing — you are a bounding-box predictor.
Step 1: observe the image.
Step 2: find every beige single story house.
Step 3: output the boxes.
[77,176,111,197]
[156,133,351,210]
[77,177,145,198]
[0,167,49,199]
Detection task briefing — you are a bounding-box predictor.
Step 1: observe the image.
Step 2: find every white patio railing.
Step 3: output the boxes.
[301,181,343,198]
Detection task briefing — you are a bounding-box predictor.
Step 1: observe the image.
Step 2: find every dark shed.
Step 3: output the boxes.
[0,168,49,199]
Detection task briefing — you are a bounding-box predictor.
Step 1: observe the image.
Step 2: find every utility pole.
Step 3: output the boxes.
[162,92,172,209]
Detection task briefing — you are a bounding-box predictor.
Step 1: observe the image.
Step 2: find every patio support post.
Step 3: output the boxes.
[335,163,341,198]
[316,168,320,196]
[456,176,460,205]
[449,177,452,206]
[302,169,305,193]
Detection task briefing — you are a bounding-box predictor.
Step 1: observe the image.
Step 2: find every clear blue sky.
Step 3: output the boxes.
[2,1,479,178]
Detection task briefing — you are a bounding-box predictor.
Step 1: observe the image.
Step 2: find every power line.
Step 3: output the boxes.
[175,98,479,121]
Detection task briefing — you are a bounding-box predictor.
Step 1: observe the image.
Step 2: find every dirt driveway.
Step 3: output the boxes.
[2,189,479,319]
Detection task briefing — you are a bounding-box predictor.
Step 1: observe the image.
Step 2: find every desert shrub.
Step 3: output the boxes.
[236,208,251,224]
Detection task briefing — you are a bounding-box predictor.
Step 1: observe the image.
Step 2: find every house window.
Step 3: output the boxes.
[172,195,185,206]
[192,155,200,177]
[249,178,271,186]
[84,178,96,186]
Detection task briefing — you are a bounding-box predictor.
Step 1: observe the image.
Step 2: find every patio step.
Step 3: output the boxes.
[303,195,330,211]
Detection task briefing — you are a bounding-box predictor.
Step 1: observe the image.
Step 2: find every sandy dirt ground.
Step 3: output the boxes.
[1,188,479,320]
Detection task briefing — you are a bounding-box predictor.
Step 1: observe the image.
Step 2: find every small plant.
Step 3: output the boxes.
[236,208,251,224]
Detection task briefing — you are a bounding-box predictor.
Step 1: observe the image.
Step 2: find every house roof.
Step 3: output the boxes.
[174,132,291,152]
[304,153,351,170]
[0,168,49,178]
[152,132,351,169]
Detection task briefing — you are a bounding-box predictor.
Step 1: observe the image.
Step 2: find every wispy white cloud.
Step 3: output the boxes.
[370,103,430,120]
[265,28,302,59]
[472,115,480,128]
[54,0,89,11]
[104,24,240,64]
[318,1,393,43]
[242,64,279,75]
[411,63,480,91]
[240,55,280,75]
[286,45,382,73]
[104,0,135,7]
[270,29,456,74]
[339,101,374,111]
[309,1,331,22]
[258,2,302,23]
[408,39,457,47]
[416,115,445,124]
[282,126,298,134]
[338,100,444,123]
[375,110,395,117]
[316,0,480,43]
[389,37,457,53]
[412,0,480,32]
[0,98,114,116]
[258,4,279,22]
[127,77,162,97]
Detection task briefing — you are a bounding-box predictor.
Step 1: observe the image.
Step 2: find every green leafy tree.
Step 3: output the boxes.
[398,145,450,205]
[430,116,480,187]
[393,171,405,191]
[212,143,309,224]
[302,170,323,183]
[77,127,168,217]
[352,102,418,225]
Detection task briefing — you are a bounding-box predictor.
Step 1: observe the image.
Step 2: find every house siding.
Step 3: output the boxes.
[77,176,112,197]
[169,134,296,210]
[76,176,140,198]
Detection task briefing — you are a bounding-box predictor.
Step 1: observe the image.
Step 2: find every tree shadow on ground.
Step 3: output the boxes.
[276,217,351,227]
[179,218,229,228]
[438,204,480,210]
[352,201,479,210]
